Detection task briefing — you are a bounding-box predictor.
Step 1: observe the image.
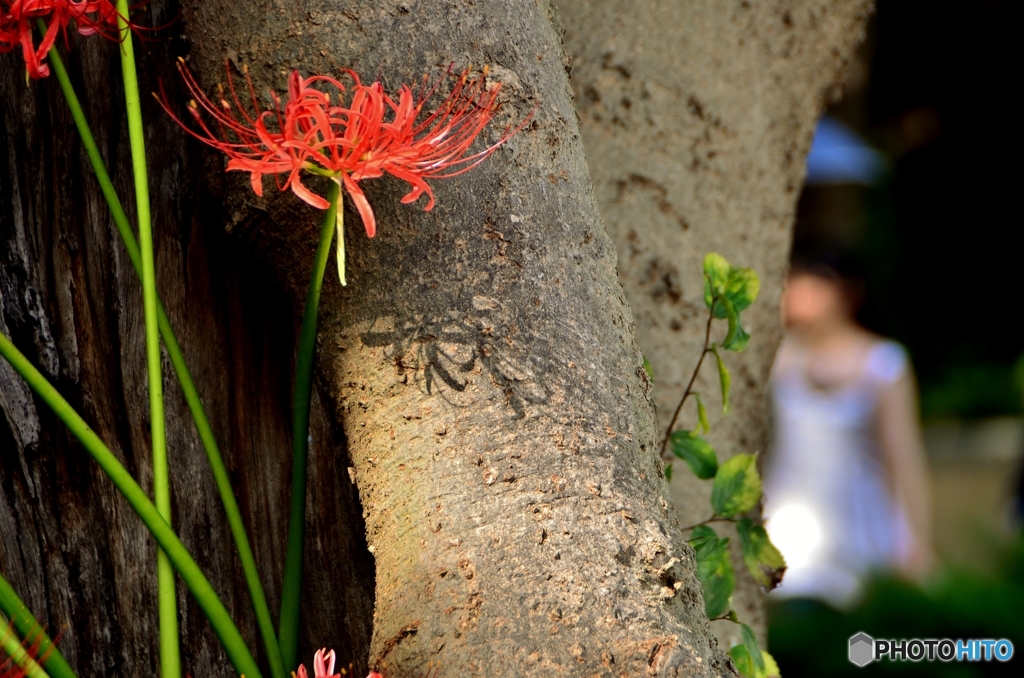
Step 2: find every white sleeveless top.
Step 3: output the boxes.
[763,339,911,607]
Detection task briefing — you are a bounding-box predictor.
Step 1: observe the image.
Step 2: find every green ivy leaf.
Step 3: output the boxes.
[721,295,738,340]
[703,253,731,309]
[723,322,751,352]
[711,454,762,518]
[730,644,754,676]
[643,355,654,383]
[742,623,766,673]
[713,346,731,414]
[694,393,710,434]
[689,524,718,544]
[707,260,759,320]
[736,518,787,591]
[669,430,719,479]
[729,645,780,678]
[703,254,758,350]
[688,525,734,619]
[720,296,751,352]
[725,266,760,314]
[664,462,673,483]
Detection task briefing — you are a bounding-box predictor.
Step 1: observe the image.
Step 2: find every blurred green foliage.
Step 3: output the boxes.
[768,538,1024,677]
[919,362,1024,420]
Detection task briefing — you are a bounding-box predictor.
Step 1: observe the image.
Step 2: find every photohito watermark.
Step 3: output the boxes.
[848,632,1014,667]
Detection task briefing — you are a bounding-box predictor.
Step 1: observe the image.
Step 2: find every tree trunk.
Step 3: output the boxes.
[553,0,873,648]
[177,0,728,675]
[0,4,374,676]
[2,0,872,676]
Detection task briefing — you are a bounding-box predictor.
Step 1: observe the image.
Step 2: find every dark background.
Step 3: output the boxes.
[793,0,1023,419]
[773,1,1023,675]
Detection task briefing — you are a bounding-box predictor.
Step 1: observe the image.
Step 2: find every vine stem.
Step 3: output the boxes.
[659,302,716,459]
[0,334,262,678]
[39,22,286,678]
[279,179,342,671]
[0,573,76,678]
[678,515,737,532]
[112,4,178,676]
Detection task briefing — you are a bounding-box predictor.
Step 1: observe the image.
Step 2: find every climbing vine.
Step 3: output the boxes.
[654,253,788,678]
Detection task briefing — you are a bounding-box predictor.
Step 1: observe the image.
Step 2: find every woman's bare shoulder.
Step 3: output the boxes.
[773,337,805,375]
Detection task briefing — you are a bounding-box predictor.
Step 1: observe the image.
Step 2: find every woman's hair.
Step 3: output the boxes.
[788,241,868,314]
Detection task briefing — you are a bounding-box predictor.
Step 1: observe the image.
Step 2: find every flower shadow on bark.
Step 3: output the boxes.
[359,307,553,421]
[233,167,555,422]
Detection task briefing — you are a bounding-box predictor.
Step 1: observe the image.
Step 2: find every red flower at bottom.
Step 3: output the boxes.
[159,60,527,239]
[296,648,342,678]
[293,649,439,678]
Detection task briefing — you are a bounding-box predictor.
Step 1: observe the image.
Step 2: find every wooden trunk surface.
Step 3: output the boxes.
[0,3,375,675]
[1,0,871,674]
[179,0,728,675]
[553,0,874,648]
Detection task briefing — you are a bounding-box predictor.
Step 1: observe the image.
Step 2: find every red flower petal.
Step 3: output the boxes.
[342,173,377,238]
[0,1,125,79]
[290,176,331,210]
[159,62,529,240]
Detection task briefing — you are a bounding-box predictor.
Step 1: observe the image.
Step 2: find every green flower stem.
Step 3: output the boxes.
[279,180,341,671]
[112,5,177,676]
[0,574,75,678]
[0,334,262,678]
[1,623,49,678]
[40,23,286,678]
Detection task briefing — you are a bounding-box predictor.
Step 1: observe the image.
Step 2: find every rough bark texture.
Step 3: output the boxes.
[0,3,374,676]
[1,0,871,675]
[177,0,730,675]
[554,0,873,647]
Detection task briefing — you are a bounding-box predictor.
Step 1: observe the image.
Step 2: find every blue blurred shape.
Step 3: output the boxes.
[805,116,887,185]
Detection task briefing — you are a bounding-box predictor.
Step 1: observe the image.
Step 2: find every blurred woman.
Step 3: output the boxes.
[763,250,935,607]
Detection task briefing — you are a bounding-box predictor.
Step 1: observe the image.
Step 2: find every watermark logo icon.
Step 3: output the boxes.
[848,632,1014,666]
[848,632,874,667]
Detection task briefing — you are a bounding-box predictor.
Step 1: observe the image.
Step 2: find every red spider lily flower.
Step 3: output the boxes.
[293,650,435,678]
[158,59,525,240]
[0,0,122,78]
[295,648,341,678]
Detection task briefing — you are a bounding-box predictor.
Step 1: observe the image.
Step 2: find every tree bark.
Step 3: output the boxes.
[1,4,374,676]
[553,0,873,648]
[1,0,872,676]
[177,0,729,675]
